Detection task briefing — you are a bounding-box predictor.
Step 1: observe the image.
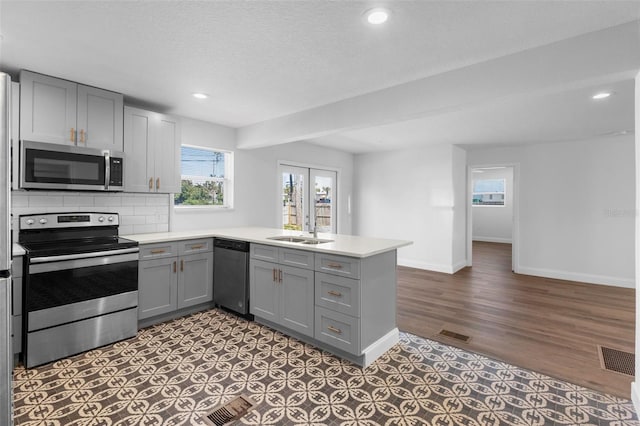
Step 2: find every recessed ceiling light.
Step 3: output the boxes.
[364,8,390,25]
[592,92,611,100]
[192,93,208,99]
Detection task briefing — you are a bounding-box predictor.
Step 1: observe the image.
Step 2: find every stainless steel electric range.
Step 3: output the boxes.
[18,212,139,368]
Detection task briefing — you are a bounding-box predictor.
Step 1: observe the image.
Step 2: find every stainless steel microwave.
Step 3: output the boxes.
[20,140,124,191]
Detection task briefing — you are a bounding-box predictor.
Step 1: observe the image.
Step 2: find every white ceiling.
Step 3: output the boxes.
[1,1,639,153]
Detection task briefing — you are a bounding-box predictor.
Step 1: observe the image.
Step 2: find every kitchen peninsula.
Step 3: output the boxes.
[124,227,411,367]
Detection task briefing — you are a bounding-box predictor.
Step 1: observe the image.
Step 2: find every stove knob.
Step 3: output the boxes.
[39,218,47,225]
[26,219,34,226]
[108,216,114,222]
[98,216,105,222]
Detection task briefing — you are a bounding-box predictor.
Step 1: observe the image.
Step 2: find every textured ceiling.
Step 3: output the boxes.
[0,1,639,152]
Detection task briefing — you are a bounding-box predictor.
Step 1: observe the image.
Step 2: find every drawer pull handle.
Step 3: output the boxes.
[150,249,166,254]
[328,290,342,297]
[327,325,342,335]
[190,244,204,250]
[327,263,343,269]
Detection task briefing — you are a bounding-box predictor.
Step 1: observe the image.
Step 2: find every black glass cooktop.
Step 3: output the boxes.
[20,236,138,257]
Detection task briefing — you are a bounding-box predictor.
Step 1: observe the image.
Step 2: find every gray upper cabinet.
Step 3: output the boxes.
[20,70,123,150]
[123,106,180,194]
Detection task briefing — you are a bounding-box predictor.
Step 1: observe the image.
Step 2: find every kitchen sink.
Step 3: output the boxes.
[267,236,308,243]
[267,236,334,245]
[301,239,333,245]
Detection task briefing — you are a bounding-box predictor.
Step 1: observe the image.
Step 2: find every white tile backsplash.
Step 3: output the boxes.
[11,191,171,240]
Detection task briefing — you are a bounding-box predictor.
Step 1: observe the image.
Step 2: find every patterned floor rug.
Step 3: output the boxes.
[12,309,639,425]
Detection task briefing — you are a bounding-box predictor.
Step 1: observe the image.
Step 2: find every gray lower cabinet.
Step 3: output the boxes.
[250,256,315,338]
[250,243,398,366]
[138,239,213,321]
[11,256,22,356]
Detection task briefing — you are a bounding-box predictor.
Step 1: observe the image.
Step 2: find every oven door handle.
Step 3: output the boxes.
[29,247,140,264]
[29,250,139,274]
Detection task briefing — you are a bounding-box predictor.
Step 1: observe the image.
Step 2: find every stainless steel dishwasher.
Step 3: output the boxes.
[213,238,251,316]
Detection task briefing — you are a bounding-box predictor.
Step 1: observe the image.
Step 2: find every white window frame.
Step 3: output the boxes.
[174,144,234,210]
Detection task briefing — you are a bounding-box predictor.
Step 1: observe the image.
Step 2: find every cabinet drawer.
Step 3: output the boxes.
[279,248,314,270]
[315,254,361,279]
[315,307,360,355]
[251,244,279,262]
[140,242,178,260]
[178,238,213,255]
[12,256,23,278]
[315,272,360,317]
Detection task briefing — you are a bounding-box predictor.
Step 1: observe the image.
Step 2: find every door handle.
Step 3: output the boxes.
[278,269,282,283]
[70,127,76,143]
[173,261,177,273]
[79,129,86,144]
[180,259,184,272]
[156,178,160,190]
[273,268,276,282]
[149,178,153,190]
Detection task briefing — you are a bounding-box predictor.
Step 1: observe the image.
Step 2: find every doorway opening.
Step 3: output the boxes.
[467,164,518,272]
[278,163,337,234]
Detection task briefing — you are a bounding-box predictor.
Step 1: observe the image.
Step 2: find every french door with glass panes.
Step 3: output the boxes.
[279,165,337,234]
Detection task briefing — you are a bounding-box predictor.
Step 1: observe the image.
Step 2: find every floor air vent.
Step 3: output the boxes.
[598,345,635,376]
[439,329,471,342]
[201,394,257,426]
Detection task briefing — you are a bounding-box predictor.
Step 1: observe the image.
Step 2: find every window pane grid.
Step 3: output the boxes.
[175,145,232,208]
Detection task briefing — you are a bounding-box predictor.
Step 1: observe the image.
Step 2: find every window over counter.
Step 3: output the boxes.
[174,145,234,208]
[472,178,505,206]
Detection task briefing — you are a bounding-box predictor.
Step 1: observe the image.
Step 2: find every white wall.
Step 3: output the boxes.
[471,167,514,243]
[353,144,464,273]
[468,136,635,288]
[172,117,354,234]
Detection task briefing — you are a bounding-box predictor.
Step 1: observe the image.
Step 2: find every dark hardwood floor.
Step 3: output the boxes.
[396,241,635,398]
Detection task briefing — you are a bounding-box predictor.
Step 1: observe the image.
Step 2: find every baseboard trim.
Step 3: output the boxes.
[398,258,456,274]
[452,260,467,273]
[632,382,640,415]
[517,266,635,288]
[472,236,512,244]
[361,328,399,368]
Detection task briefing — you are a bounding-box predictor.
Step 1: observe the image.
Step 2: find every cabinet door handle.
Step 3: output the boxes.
[273,268,276,282]
[150,249,166,254]
[327,263,343,269]
[328,290,342,297]
[278,269,282,283]
[70,127,76,143]
[180,259,184,272]
[327,325,342,335]
[190,244,204,250]
[156,178,160,190]
[173,261,177,273]
[149,178,153,190]
[79,129,86,144]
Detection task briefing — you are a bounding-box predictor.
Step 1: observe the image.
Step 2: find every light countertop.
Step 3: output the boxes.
[12,243,26,257]
[123,227,412,258]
